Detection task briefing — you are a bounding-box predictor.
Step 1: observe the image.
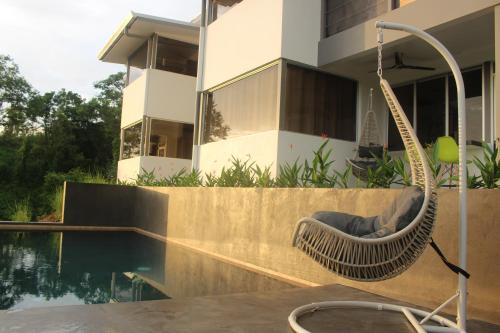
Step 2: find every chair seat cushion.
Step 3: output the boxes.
[311,186,424,239]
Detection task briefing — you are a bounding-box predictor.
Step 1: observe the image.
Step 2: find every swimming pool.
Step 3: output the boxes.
[0,231,295,310]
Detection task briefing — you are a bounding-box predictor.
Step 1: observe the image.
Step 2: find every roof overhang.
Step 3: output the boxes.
[98,12,199,65]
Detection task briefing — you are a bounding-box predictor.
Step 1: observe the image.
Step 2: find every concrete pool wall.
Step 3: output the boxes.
[62,183,500,324]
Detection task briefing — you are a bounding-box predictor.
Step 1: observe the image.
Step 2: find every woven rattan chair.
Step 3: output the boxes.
[346,89,384,181]
[293,79,437,281]
[289,21,469,333]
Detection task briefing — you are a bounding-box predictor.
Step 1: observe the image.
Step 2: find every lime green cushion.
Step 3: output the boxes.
[434,136,459,163]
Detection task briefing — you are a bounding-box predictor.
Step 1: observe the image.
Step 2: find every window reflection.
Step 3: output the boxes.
[122,122,142,159]
[128,41,148,85]
[155,37,198,77]
[148,119,193,160]
[417,77,446,146]
[202,65,278,143]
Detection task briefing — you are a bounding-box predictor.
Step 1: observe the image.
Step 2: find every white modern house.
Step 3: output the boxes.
[101,0,500,180]
[195,0,499,177]
[99,12,199,181]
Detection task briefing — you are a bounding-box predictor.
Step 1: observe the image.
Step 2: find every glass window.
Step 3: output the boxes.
[449,69,482,143]
[417,77,446,146]
[324,0,389,37]
[122,122,142,160]
[202,65,279,143]
[283,64,357,141]
[155,37,198,77]
[128,41,149,85]
[209,0,242,23]
[148,119,193,160]
[388,84,414,151]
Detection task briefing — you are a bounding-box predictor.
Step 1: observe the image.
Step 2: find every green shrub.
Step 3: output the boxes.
[472,143,499,189]
[275,160,303,188]
[52,187,64,221]
[302,141,336,188]
[10,199,31,222]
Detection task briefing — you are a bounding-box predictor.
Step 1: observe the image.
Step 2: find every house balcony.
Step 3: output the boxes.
[121,68,196,128]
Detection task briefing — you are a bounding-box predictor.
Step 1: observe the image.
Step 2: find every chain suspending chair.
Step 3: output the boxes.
[289,21,470,333]
[347,89,384,181]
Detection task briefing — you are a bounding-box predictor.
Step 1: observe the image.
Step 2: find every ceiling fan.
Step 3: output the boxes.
[371,52,436,72]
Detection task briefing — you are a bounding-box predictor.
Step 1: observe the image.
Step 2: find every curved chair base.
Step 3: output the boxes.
[288,301,464,333]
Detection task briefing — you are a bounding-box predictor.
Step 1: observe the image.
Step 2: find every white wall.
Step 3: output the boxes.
[121,69,196,128]
[117,157,142,182]
[197,130,357,178]
[203,0,323,90]
[117,156,192,182]
[145,69,196,124]
[276,131,357,176]
[281,0,322,66]
[203,0,283,90]
[139,156,192,179]
[198,130,280,176]
[121,73,147,128]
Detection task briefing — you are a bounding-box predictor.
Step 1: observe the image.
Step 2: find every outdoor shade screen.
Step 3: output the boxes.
[155,37,198,77]
[283,64,357,141]
[202,65,278,143]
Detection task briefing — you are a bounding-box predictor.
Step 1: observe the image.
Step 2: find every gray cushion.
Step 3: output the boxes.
[311,186,424,239]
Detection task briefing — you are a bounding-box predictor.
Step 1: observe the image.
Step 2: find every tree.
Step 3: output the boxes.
[0,55,34,135]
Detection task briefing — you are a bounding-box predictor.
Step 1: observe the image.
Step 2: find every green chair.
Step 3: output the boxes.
[434,136,459,187]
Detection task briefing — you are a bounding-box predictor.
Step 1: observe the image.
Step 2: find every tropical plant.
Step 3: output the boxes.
[302,140,336,188]
[472,143,499,189]
[333,164,351,189]
[10,199,31,222]
[466,167,483,189]
[253,165,274,187]
[275,160,303,188]
[52,187,64,221]
[365,150,397,188]
[216,157,256,187]
[424,144,448,188]
[393,154,412,186]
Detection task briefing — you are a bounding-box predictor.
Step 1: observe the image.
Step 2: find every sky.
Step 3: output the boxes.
[0,0,200,98]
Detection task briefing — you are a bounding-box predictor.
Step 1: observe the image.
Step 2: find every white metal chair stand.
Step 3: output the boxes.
[288,21,469,333]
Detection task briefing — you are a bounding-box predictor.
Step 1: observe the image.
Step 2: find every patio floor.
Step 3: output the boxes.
[0,284,498,333]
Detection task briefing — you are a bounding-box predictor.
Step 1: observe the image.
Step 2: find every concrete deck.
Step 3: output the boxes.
[1,284,498,333]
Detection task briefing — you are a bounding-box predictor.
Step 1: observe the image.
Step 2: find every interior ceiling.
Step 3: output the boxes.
[322,12,494,84]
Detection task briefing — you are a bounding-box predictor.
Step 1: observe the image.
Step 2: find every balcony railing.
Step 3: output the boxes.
[324,0,415,37]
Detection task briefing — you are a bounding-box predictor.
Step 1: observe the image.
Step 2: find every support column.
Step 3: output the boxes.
[495,6,500,149]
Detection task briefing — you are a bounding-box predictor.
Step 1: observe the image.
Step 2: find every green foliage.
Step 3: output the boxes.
[472,143,500,189]
[10,199,31,222]
[52,187,64,221]
[275,160,303,188]
[0,54,124,220]
[424,144,448,188]
[253,165,274,187]
[366,150,397,188]
[393,154,413,186]
[467,167,483,189]
[216,158,256,187]
[333,164,352,189]
[302,141,336,188]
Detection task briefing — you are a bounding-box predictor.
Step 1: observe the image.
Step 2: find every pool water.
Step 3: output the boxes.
[0,231,295,310]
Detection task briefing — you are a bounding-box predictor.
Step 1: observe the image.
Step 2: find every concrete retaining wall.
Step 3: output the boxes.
[62,182,168,236]
[62,183,500,324]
